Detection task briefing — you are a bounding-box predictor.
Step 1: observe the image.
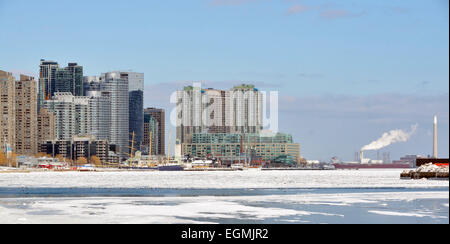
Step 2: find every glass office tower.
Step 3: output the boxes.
[39,60,83,110]
[120,72,144,153]
[38,60,59,109]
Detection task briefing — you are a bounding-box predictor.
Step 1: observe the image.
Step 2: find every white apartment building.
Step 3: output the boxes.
[176,84,263,144]
[43,92,91,141]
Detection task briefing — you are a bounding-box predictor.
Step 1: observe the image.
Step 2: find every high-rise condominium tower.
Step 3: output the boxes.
[99,72,129,159]
[55,63,84,96]
[39,60,84,110]
[176,84,263,144]
[37,108,55,148]
[38,60,59,109]
[1,71,40,156]
[86,91,111,141]
[43,93,91,141]
[83,76,101,95]
[0,70,16,153]
[15,75,38,155]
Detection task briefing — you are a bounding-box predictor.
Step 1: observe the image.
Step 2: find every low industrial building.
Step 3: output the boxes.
[17,156,59,168]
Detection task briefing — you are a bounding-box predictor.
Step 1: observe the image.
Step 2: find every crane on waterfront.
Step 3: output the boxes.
[128,131,136,168]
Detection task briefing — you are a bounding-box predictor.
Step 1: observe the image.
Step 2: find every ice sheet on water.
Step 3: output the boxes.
[0,191,448,224]
[1,170,448,189]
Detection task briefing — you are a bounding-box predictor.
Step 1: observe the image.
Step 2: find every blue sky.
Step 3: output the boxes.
[0,0,448,161]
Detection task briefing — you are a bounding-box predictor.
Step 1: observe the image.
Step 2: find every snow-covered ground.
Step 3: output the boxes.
[0,191,448,224]
[0,170,448,189]
[0,170,448,224]
[408,163,449,173]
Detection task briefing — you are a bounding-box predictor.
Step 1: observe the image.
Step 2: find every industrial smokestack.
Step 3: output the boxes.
[360,151,364,164]
[433,115,438,158]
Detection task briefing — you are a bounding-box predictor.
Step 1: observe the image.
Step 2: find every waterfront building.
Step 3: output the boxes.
[182,132,301,165]
[0,70,16,153]
[42,91,114,145]
[40,136,110,164]
[72,136,109,164]
[176,84,263,144]
[108,151,121,165]
[43,92,91,141]
[176,84,297,164]
[15,75,38,155]
[16,155,59,168]
[144,108,165,155]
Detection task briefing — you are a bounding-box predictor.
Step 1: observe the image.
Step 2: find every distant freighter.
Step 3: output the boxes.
[333,163,412,169]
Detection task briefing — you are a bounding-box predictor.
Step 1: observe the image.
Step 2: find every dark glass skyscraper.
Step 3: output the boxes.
[129,90,144,148]
[55,63,83,96]
[144,107,165,156]
[65,63,84,96]
[143,112,159,155]
[120,72,144,153]
[39,60,59,109]
[39,60,83,110]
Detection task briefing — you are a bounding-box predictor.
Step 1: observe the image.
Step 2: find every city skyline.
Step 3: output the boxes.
[0,0,448,161]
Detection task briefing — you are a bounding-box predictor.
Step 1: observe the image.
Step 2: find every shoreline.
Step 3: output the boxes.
[0,167,419,174]
[1,170,448,190]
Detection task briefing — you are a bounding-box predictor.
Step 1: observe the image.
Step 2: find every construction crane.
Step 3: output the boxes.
[167,130,172,164]
[149,130,152,163]
[128,131,135,168]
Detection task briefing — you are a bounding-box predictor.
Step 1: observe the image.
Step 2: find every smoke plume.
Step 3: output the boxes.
[361,124,418,151]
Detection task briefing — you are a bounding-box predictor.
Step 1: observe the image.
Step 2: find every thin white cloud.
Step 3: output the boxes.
[209,0,369,20]
[210,0,264,6]
[320,9,367,19]
[286,4,309,15]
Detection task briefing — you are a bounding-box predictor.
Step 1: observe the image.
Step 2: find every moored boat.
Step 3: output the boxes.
[156,164,184,171]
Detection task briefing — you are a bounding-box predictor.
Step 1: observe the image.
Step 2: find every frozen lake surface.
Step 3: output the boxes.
[0,169,448,189]
[0,170,448,224]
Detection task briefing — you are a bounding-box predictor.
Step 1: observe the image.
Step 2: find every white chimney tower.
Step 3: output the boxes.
[433,115,438,158]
